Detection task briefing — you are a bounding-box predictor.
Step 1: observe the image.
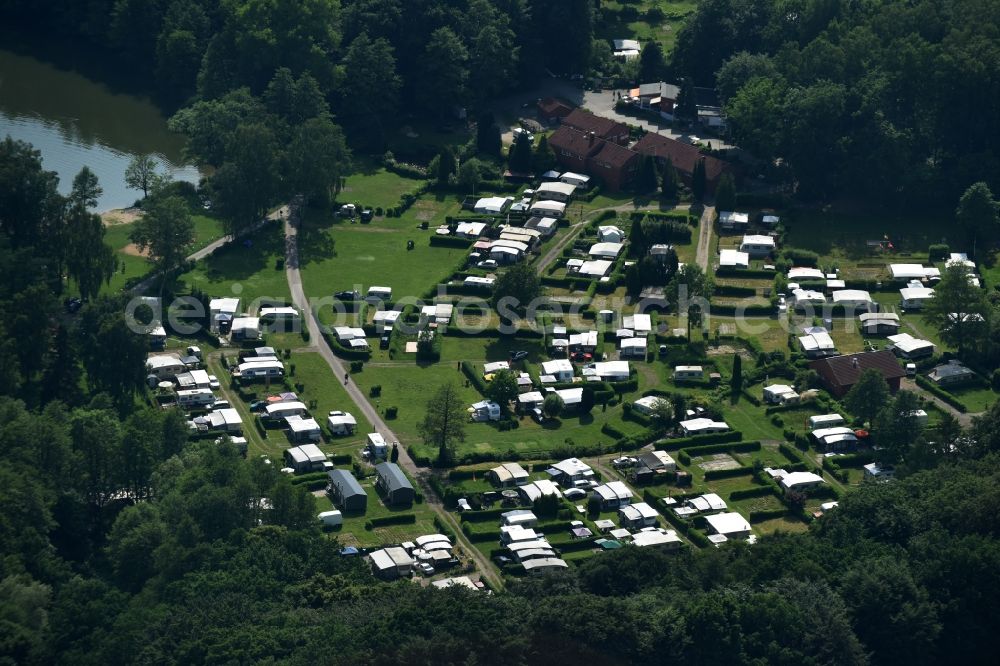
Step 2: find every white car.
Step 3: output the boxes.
[208,374,220,389]
[457,498,472,512]
[477,259,498,269]
[416,562,435,576]
[563,488,587,501]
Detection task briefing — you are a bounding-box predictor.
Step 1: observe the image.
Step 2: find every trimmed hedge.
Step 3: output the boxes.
[778,441,803,463]
[687,528,711,548]
[366,513,417,529]
[748,508,790,523]
[429,234,474,248]
[728,486,779,501]
[915,375,968,412]
[703,466,754,480]
[659,430,743,451]
[682,440,761,458]
[329,454,352,465]
[459,507,509,523]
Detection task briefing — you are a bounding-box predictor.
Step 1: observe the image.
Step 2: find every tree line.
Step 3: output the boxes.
[668,0,1000,205]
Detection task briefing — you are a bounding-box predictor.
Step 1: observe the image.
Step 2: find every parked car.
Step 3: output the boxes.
[905,363,917,376]
[570,351,593,363]
[531,407,545,423]
[208,374,221,389]
[249,400,268,412]
[334,289,360,301]
[563,488,587,501]
[416,562,435,576]
[477,259,498,269]
[360,208,373,222]
[509,350,529,361]
[457,498,472,512]
[613,456,638,468]
[494,555,512,566]
[64,297,83,313]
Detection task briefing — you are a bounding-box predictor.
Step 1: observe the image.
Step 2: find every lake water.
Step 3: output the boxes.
[0,48,200,212]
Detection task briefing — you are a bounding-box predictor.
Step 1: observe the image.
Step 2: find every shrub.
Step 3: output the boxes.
[385,406,398,419]
[928,243,950,261]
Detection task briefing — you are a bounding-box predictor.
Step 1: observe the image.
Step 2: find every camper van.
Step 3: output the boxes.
[673,366,704,382]
[232,359,284,383]
[176,388,216,410]
[146,354,187,381]
[366,286,392,302]
[808,414,846,431]
[262,401,308,423]
[366,432,389,459]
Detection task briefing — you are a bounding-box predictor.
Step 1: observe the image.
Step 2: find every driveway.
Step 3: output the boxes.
[581,89,736,151]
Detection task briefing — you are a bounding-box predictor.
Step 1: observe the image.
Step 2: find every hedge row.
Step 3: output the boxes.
[714,284,758,297]
[748,508,790,523]
[703,466,754,480]
[659,430,743,451]
[433,515,456,542]
[429,235,475,248]
[461,360,489,396]
[778,441,803,464]
[682,440,761,458]
[715,267,776,280]
[687,528,711,548]
[366,513,417,528]
[826,451,874,470]
[915,375,968,412]
[289,472,328,486]
[459,506,509,523]
[323,332,372,360]
[710,303,775,317]
[728,485,779,501]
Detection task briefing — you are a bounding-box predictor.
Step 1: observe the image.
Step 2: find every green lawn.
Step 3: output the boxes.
[941,385,999,413]
[314,479,439,548]
[783,209,954,264]
[349,360,651,461]
[299,196,468,302]
[288,352,373,454]
[179,219,290,307]
[338,167,426,209]
[592,1,698,56]
[100,212,225,294]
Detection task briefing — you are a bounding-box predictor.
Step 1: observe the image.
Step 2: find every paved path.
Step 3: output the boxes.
[283,215,503,590]
[695,205,714,271]
[131,208,286,295]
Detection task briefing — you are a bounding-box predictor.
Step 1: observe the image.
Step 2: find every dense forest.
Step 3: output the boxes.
[672,0,1000,204]
[4,0,998,205]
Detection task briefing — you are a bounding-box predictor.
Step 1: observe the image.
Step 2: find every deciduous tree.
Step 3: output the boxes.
[844,368,891,428]
[418,383,466,466]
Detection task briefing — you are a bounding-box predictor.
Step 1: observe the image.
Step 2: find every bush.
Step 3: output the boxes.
[728,486,778,501]
[749,508,789,522]
[385,406,398,419]
[678,450,691,466]
[928,243,950,261]
[914,375,968,412]
[366,513,417,528]
[687,528,711,548]
[703,466,753,480]
[369,384,381,397]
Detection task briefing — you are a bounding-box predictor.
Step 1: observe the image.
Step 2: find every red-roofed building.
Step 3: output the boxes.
[632,133,737,194]
[548,126,639,192]
[537,97,574,123]
[809,351,906,397]
[562,109,630,145]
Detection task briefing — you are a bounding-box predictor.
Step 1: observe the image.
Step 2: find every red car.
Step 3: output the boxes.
[571,351,593,363]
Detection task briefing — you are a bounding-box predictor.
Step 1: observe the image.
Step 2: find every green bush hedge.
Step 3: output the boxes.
[659,430,743,451]
[748,508,789,523]
[915,375,968,412]
[728,486,778,501]
[366,513,417,529]
[459,507,508,523]
[682,440,761,458]
[703,466,753,480]
[687,528,711,547]
[329,454,352,465]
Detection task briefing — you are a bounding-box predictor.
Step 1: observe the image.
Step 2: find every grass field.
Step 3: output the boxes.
[179,219,290,307]
[299,198,468,302]
[783,209,954,262]
[287,352,373,453]
[592,1,698,56]
[942,384,999,413]
[314,481,440,548]
[101,212,225,294]
[337,167,425,209]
